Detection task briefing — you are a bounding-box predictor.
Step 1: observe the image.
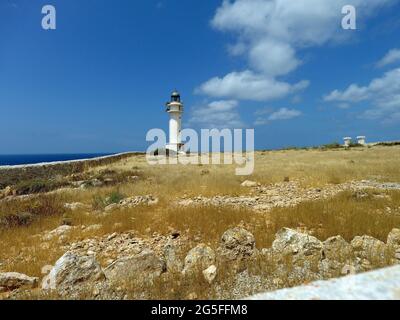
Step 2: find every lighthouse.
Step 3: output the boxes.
[165,90,184,154]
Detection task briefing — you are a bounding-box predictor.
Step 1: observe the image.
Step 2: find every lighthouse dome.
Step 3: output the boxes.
[171,90,181,102]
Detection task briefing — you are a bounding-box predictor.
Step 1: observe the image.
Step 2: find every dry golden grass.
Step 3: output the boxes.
[1,146,400,299]
[2,188,399,278]
[83,146,400,198]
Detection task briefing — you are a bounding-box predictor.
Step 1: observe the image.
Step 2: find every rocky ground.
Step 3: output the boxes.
[0,177,400,299]
[0,225,399,299]
[177,179,400,212]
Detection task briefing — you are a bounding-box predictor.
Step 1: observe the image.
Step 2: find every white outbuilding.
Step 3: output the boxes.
[357,136,366,146]
[343,137,352,147]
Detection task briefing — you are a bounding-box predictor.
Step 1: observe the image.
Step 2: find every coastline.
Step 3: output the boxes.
[0,152,144,188]
[0,152,142,170]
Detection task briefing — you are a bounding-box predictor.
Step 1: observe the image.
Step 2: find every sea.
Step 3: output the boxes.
[0,154,115,166]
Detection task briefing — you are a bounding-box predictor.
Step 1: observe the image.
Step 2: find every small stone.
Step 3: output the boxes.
[202,265,217,284]
[241,180,258,187]
[107,232,118,241]
[92,287,100,296]
[341,264,356,275]
[104,203,119,212]
[187,292,198,300]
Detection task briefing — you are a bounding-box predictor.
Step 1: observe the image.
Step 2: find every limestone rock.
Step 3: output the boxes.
[104,203,119,212]
[351,235,387,270]
[0,186,13,198]
[104,195,159,212]
[104,249,166,283]
[0,272,38,291]
[218,227,256,261]
[42,225,73,241]
[319,236,353,278]
[64,202,90,211]
[164,241,183,273]
[202,265,217,284]
[183,244,215,274]
[119,195,159,207]
[322,236,353,261]
[83,224,102,233]
[395,249,400,262]
[272,228,323,265]
[42,252,105,292]
[241,180,258,187]
[387,228,400,249]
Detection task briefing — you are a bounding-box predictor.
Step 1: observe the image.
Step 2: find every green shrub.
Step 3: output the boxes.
[15,178,67,195]
[92,191,125,210]
[321,142,342,149]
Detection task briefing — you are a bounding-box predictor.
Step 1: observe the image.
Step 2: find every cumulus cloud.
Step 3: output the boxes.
[197,0,395,103]
[268,108,302,120]
[254,107,302,125]
[189,100,245,128]
[196,70,309,101]
[212,0,395,70]
[376,48,400,68]
[324,68,400,121]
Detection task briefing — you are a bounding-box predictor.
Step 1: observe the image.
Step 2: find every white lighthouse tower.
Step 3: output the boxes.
[165,90,184,154]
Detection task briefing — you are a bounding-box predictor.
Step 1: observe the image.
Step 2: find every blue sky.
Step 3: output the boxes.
[1,0,400,153]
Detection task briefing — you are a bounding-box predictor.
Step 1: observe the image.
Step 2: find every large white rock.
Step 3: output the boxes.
[319,236,354,278]
[0,272,38,291]
[42,252,105,291]
[183,244,216,274]
[351,235,388,271]
[104,249,166,283]
[272,228,323,264]
[218,227,256,261]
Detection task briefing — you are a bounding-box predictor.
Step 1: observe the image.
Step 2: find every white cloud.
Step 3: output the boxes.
[376,48,400,68]
[197,0,395,102]
[324,68,400,121]
[268,108,302,120]
[254,107,302,125]
[196,70,309,101]
[249,39,301,76]
[212,0,395,75]
[324,84,369,102]
[189,100,245,128]
[337,103,351,109]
